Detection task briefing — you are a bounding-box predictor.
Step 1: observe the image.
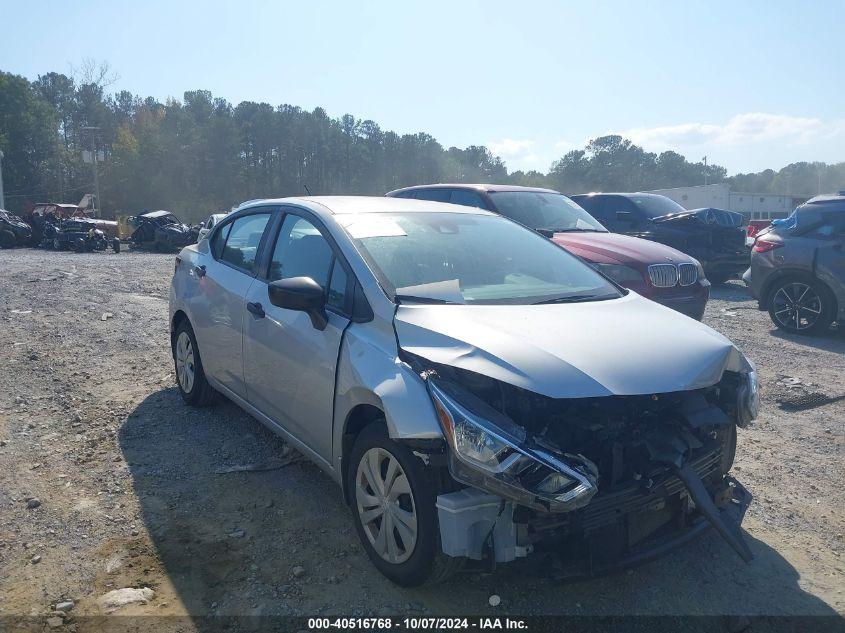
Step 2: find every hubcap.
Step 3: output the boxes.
[772,282,822,331]
[175,331,195,393]
[355,447,418,564]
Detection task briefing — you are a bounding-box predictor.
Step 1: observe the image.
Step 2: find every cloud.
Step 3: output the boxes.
[621,113,839,150]
[487,138,544,169]
[487,138,535,158]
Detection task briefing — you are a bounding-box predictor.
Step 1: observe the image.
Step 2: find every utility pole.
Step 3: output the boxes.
[0,149,5,210]
[703,155,708,186]
[82,126,101,217]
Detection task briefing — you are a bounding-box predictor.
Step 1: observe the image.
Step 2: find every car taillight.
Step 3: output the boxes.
[746,225,758,238]
[753,240,783,253]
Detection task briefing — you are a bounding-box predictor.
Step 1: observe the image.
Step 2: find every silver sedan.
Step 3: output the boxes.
[169,196,759,585]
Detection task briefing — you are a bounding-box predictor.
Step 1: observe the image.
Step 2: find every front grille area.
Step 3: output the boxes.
[526,447,723,535]
[648,264,679,287]
[678,262,698,286]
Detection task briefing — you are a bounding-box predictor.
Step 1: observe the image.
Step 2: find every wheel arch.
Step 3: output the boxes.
[759,268,829,309]
[170,309,190,356]
[340,403,387,504]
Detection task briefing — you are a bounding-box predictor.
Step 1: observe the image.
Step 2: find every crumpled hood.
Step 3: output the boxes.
[395,292,750,398]
[652,207,744,229]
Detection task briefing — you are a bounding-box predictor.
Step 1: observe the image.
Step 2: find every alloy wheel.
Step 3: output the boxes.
[355,447,418,564]
[772,282,823,331]
[175,331,195,393]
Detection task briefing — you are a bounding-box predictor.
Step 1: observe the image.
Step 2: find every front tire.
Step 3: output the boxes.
[768,276,836,334]
[0,230,15,249]
[173,321,216,406]
[348,423,464,587]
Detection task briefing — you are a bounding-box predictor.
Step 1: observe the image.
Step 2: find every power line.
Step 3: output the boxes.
[3,183,95,200]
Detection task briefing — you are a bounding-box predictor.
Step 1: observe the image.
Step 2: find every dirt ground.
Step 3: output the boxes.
[0,249,843,629]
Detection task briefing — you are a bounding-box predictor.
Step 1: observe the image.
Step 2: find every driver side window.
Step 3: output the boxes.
[268,214,349,312]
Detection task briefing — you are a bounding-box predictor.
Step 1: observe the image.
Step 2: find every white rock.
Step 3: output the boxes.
[97,587,155,611]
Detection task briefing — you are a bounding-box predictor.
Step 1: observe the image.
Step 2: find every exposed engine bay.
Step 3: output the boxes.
[404,351,755,576]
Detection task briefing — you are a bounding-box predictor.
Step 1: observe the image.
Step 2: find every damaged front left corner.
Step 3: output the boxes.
[425,374,599,514]
[412,353,756,572]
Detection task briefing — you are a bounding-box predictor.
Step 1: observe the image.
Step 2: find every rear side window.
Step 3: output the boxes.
[804,212,845,239]
[218,213,272,272]
[450,189,487,209]
[210,222,232,259]
[413,189,451,202]
[575,196,607,221]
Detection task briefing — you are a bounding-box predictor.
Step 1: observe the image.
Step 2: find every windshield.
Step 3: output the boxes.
[489,191,606,233]
[628,194,686,218]
[339,212,621,305]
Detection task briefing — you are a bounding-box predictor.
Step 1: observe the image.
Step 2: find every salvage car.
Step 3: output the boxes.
[50,217,120,252]
[128,210,197,252]
[571,193,750,284]
[25,201,118,245]
[169,196,758,586]
[743,192,845,333]
[0,209,33,248]
[388,185,710,320]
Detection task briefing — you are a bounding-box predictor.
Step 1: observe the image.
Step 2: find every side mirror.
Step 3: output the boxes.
[267,277,328,330]
[616,210,634,223]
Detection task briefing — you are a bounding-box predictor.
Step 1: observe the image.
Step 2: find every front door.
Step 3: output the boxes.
[243,212,352,462]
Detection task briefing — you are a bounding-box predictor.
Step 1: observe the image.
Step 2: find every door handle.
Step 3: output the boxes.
[194,265,206,278]
[247,301,265,318]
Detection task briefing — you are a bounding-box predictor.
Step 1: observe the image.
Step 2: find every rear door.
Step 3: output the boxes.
[189,209,275,398]
[243,209,353,462]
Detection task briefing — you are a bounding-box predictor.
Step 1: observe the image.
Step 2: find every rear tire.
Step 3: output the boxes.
[111,238,121,253]
[173,320,217,406]
[767,276,836,334]
[347,423,464,587]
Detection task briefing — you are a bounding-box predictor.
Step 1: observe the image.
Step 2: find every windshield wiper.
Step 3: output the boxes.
[394,294,460,305]
[532,294,614,305]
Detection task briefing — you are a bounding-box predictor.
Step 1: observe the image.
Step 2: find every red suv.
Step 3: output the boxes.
[386,184,710,320]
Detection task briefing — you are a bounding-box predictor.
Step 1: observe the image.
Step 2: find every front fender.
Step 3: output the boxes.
[332,322,442,475]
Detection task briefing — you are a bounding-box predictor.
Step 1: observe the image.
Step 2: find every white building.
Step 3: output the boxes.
[646,184,807,222]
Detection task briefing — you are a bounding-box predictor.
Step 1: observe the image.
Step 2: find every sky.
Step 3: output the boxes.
[1,0,843,175]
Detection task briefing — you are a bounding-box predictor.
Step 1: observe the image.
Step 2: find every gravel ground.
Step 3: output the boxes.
[0,249,843,629]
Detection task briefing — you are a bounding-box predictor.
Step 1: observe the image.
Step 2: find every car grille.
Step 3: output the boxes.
[527,447,723,535]
[648,264,679,287]
[678,263,698,286]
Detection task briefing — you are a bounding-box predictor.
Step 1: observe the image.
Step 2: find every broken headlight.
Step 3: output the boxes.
[736,364,759,427]
[426,377,598,512]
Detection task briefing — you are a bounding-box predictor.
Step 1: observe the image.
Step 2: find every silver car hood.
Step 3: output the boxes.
[395,292,751,398]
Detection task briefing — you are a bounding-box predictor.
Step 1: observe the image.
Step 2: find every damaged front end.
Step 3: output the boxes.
[411,353,758,576]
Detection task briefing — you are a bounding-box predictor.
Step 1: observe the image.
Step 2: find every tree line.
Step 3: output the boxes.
[2,68,843,223]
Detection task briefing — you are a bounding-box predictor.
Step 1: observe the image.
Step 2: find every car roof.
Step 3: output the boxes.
[570,192,663,198]
[803,193,845,207]
[387,183,559,195]
[239,195,497,218]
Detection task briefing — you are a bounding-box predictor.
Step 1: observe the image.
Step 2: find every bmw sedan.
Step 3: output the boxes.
[169,196,758,586]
